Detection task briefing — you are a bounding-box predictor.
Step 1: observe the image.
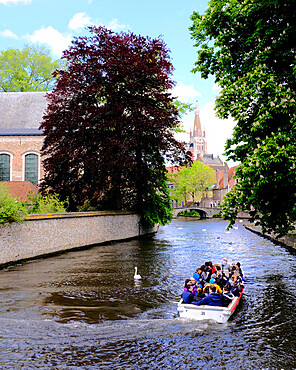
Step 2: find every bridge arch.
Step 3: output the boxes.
[173,206,214,218]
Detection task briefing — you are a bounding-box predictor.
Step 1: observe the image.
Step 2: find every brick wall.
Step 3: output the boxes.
[0,135,44,182]
[0,211,158,267]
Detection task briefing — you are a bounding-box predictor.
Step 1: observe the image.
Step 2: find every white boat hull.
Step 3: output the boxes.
[177,290,244,324]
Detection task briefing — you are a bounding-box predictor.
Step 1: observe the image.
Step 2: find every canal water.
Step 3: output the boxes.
[0,219,295,369]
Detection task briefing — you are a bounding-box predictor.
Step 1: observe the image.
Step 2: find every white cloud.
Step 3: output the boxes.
[68,12,91,31]
[105,18,128,31]
[200,102,236,160]
[0,29,17,38]
[24,26,72,56]
[69,14,127,32]
[22,14,128,57]
[0,0,31,3]
[171,81,201,103]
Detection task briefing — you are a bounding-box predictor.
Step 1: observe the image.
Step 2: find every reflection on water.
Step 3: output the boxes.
[0,219,296,368]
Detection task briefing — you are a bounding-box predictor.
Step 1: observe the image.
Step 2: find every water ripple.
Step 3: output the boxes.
[0,219,295,368]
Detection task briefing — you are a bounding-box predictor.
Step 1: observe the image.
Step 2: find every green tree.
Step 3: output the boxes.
[0,44,65,92]
[170,161,215,203]
[190,0,296,236]
[189,160,215,201]
[170,166,191,204]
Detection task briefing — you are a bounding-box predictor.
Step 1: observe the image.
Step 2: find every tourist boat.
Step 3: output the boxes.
[177,288,244,324]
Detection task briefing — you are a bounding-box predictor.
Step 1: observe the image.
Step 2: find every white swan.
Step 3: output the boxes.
[134,267,142,280]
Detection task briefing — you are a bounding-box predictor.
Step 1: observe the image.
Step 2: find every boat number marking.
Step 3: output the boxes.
[201,311,205,315]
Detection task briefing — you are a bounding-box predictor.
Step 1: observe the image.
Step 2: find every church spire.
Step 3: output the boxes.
[188,99,207,160]
[193,100,202,137]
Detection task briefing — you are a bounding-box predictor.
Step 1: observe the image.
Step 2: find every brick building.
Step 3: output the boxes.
[0,92,47,185]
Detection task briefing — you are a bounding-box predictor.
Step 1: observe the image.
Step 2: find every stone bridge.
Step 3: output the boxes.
[172,206,221,218]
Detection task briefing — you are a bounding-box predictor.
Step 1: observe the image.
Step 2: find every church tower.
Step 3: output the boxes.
[188,100,207,160]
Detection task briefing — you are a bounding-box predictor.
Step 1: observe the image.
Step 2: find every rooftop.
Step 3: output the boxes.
[200,154,224,165]
[0,181,39,202]
[0,92,48,130]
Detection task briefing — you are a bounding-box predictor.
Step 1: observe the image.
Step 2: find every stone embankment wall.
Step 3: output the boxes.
[244,224,296,250]
[0,211,158,267]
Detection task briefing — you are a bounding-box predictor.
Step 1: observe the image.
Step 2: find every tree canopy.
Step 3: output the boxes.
[190,0,296,236]
[170,161,215,204]
[40,26,189,226]
[0,44,65,92]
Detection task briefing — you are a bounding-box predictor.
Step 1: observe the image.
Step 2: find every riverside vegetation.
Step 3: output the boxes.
[0,184,68,225]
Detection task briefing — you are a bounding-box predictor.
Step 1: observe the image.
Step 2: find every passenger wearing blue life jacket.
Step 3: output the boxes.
[193,268,203,286]
[195,285,223,307]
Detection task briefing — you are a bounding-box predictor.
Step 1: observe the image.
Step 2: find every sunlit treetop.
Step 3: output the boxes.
[0,44,65,92]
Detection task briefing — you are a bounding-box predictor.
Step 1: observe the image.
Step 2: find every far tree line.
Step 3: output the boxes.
[1,0,295,236]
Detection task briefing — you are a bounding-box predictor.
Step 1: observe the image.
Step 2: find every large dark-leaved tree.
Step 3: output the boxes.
[190,0,296,236]
[40,26,188,226]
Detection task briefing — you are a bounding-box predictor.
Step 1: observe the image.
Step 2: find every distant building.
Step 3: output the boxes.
[201,165,238,207]
[197,153,228,171]
[0,92,46,186]
[167,99,238,206]
[188,101,207,159]
[166,165,182,193]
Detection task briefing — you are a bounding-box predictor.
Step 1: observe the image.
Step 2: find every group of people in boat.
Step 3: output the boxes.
[181,258,245,307]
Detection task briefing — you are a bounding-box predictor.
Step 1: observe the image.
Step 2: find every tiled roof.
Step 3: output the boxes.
[0,181,39,201]
[166,165,183,174]
[227,166,239,189]
[0,92,48,130]
[200,154,224,165]
[217,165,239,189]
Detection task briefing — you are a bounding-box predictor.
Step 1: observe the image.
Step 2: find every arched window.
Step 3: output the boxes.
[0,153,11,181]
[25,153,38,185]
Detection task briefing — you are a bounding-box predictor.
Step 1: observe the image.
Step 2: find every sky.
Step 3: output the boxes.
[0,0,237,165]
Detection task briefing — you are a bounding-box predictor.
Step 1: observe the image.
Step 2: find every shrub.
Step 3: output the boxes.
[178,210,201,218]
[77,200,99,212]
[27,192,68,214]
[0,184,28,224]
